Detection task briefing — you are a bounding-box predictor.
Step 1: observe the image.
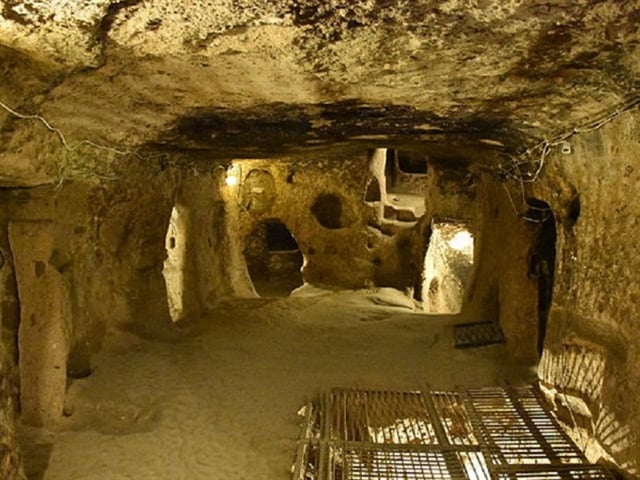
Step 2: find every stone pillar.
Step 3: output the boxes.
[8,221,71,427]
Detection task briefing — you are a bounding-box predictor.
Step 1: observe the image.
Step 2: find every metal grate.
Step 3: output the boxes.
[494,465,615,479]
[293,386,616,480]
[330,389,438,445]
[454,321,505,348]
[467,387,585,466]
[430,391,478,446]
[342,446,457,480]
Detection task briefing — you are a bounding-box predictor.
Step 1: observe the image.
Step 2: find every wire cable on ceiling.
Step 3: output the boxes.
[498,94,640,222]
[0,99,130,156]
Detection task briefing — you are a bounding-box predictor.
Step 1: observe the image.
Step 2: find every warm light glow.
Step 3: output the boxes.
[448,230,473,252]
[225,164,240,186]
[225,174,239,186]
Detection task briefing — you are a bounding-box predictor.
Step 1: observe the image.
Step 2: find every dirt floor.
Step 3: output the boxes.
[17,287,537,480]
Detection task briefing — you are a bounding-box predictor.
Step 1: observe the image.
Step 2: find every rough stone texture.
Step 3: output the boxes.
[1,0,640,173]
[222,151,377,291]
[421,221,474,314]
[8,221,71,426]
[0,342,25,480]
[531,110,640,475]
[476,178,540,362]
[0,288,25,479]
[0,0,108,66]
[0,1,639,478]
[173,164,235,309]
[218,146,493,301]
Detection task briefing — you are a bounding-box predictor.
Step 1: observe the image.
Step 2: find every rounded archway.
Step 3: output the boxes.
[244,220,304,297]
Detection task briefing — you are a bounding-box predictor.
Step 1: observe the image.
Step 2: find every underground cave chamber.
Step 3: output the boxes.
[3,2,640,477]
[1,125,636,480]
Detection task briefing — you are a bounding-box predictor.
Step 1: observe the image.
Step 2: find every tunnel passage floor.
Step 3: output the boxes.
[18,288,538,480]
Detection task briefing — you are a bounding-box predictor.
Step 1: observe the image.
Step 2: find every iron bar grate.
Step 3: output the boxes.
[330,389,438,445]
[342,447,460,480]
[454,321,505,348]
[293,385,615,480]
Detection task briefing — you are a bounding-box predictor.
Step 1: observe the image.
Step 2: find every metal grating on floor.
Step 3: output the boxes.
[342,446,458,480]
[330,389,438,445]
[454,321,505,348]
[293,386,615,480]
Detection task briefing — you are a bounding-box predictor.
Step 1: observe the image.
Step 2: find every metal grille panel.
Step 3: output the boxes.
[293,386,615,480]
[494,465,615,479]
[454,321,505,348]
[468,387,585,465]
[342,447,456,480]
[331,389,438,445]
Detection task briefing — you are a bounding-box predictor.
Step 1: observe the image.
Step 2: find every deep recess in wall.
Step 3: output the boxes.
[364,177,381,203]
[266,220,298,252]
[311,193,352,229]
[527,198,556,356]
[244,220,304,297]
[421,220,475,314]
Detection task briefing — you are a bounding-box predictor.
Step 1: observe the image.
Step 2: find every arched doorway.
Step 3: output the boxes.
[244,220,304,297]
[420,219,475,314]
[526,199,557,356]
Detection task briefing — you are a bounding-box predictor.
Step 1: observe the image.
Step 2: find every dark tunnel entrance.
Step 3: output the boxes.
[527,199,557,357]
[244,219,304,297]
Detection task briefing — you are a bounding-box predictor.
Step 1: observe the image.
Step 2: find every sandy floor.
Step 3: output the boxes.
[18,288,537,480]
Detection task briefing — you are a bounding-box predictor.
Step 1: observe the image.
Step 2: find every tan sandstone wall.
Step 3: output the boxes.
[222,148,487,297]
[0,268,25,479]
[533,110,640,475]
[0,153,231,428]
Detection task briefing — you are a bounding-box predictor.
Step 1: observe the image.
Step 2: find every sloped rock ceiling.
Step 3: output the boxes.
[0,0,640,176]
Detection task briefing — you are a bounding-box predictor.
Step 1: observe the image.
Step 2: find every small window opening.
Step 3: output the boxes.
[397,151,428,174]
[364,177,381,202]
[383,148,429,201]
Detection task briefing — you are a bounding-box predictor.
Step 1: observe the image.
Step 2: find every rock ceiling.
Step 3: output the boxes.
[1,0,640,173]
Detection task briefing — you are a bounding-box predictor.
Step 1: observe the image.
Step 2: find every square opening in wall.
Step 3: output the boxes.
[397,150,428,174]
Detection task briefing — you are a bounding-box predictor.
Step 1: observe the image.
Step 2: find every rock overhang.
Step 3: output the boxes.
[0,0,639,163]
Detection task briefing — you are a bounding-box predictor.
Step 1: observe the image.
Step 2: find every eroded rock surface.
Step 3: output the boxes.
[0,0,639,176]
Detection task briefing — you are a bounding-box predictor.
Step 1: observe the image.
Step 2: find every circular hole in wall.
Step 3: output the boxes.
[311,193,355,229]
